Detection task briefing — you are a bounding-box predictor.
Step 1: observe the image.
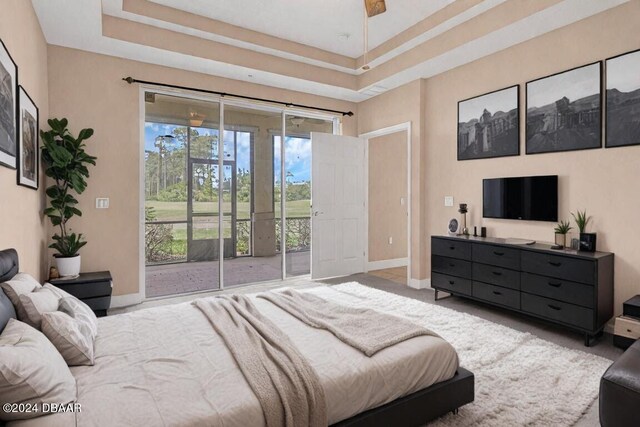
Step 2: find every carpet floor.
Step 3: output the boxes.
[307,282,613,426]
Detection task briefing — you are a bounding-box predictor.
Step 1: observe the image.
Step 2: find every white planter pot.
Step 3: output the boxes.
[56,255,81,277]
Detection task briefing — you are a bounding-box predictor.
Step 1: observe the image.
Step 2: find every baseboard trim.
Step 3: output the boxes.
[408,278,431,290]
[367,257,408,271]
[110,292,143,308]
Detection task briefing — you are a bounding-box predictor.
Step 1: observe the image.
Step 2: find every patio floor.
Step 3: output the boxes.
[145,251,310,298]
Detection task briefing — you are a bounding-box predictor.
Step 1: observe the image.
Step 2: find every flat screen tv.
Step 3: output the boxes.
[483,175,558,222]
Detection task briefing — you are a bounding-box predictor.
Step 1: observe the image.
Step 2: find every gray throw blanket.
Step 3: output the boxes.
[194,295,326,427]
[258,288,438,357]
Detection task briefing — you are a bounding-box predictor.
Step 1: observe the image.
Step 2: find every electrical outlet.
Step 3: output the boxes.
[96,198,109,209]
[388,237,393,245]
[444,196,454,207]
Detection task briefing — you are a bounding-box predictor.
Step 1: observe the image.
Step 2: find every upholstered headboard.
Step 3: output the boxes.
[0,248,19,332]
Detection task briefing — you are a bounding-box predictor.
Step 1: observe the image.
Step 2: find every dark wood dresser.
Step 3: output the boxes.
[49,271,112,317]
[431,236,614,346]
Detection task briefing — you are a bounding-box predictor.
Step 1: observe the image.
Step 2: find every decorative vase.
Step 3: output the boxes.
[554,233,565,248]
[55,255,81,277]
[579,233,597,252]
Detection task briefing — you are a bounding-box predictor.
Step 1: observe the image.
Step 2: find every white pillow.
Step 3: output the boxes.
[41,310,95,366]
[59,296,98,338]
[18,287,60,329]
[0,273,42,320]
[0,319,77,421]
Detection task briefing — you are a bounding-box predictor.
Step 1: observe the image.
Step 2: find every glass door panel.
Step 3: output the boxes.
[223,104,282,287]
[144,93,220,297]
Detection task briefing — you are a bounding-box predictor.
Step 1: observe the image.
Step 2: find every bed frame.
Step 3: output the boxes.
[0,248,475,426]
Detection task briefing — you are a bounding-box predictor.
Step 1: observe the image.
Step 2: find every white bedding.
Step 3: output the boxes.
[10,287,458,427]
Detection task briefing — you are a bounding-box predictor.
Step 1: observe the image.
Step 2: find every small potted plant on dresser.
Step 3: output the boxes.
[554,220,572,248]
[41,118,97,277]
[572,210,596,252]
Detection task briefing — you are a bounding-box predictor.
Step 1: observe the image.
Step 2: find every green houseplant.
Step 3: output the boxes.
[571,209,596,252]
[554,220,572,248]
[41,118,96,276]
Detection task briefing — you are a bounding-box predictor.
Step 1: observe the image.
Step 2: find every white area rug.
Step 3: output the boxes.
[303,282,611,427]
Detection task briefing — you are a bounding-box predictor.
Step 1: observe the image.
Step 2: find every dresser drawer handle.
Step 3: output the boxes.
[493,251,505,256]
[548,282,562,288]
[449,246,456,250]
[492,271,503,276]
[449,280,455,285]
[548,304,562,311]
[449,263,455,267]
[628,329,633,333]
[492,291,502,296]
[548,261,562,267]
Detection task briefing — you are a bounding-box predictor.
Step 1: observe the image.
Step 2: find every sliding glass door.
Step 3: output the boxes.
[144,91,337,298]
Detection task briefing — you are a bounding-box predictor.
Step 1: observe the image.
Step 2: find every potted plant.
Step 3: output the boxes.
[41,118,96,276]
[571,209,596,252]
[554,220,572,248]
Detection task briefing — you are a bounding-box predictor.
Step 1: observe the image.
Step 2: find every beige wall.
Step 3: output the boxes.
[47,46,356,296]
[368,132,407,262]
[422,1,640,315]
[0,1,49,279]
[359,80,427,280]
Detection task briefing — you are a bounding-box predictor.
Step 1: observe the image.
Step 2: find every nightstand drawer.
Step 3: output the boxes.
[472,244,520,270]
[52,281,112,299]
[472,281,520,310]
[473,263,520,290]
[521,252,595,285]
[82,296,111,312]
[521,273,593,308]
[432,272,472,296]
[614,316,640,340]
[432,255,471,279]
[522,293,593,330]
[432,238,471,261]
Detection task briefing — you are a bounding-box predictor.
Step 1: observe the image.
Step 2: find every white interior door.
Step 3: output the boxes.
[311,132,365,279]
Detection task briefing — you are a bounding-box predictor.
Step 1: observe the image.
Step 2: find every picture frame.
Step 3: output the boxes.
[0,38,18,169]
[526,61,602,155]
[605,48,640,148]
[457,85,519,161]
[17,86,39,189]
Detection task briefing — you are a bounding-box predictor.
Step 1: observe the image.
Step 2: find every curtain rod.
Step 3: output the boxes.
[122,77,354,117]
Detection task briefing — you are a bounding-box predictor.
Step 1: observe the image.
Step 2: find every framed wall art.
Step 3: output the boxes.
[0,39,18,169]
[458,85,519,160]
[606,48,640,148]
[18,86,38,189]
[526,62,602,154]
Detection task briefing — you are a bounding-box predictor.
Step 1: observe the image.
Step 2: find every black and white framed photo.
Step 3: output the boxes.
[457,85,519,160]
[526,62,602,154]
[18,86,38,189]
[606,49,640,148]
[0,39,18,169]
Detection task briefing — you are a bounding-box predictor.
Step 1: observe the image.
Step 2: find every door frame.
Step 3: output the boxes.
[359,122,412,287]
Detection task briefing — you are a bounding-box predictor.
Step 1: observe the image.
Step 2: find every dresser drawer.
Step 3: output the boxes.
[472,244,520,270]
[521,251,595,285]
[432,272,472,296]
[432,255,472,279]
[432,238,471,261]
[614,316,640,340]
[473,263,520,290]
[521,273,593,308]
[521,293,593,330]
[472,281,520,310]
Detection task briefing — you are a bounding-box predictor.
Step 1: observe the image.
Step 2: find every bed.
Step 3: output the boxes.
[0,248,474,426]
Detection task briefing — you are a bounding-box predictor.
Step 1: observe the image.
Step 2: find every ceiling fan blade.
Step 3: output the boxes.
[364,0,386,18]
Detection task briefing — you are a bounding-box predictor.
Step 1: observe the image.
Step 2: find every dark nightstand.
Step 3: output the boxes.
[49,271,112,317]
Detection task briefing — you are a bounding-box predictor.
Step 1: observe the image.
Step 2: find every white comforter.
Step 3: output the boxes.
[10,287,458,427]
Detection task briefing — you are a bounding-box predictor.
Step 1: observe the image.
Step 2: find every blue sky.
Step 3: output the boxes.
[145,122,311,182]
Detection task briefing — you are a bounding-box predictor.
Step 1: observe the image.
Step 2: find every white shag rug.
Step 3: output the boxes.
[301,282,612,427]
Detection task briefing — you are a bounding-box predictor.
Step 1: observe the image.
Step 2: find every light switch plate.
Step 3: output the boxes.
[444,196,454,207]
[96,198,109,209]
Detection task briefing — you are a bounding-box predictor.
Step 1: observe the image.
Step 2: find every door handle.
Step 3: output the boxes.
[313,211,324,216]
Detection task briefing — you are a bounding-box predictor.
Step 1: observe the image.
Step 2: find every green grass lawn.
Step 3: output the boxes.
[146,199,311,221]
